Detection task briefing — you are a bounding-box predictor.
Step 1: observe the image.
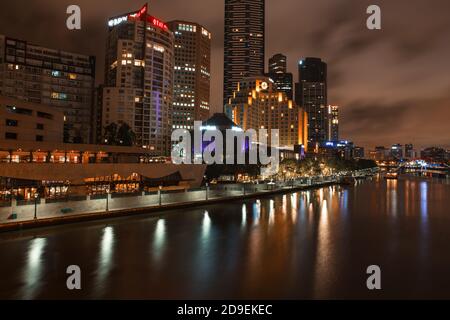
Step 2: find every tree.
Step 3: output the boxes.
[117,123,136,146]
[103,122,136,146]
[103,123,118,145]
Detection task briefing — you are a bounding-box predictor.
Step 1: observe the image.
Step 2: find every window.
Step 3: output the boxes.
[36,135,44,142]
[6,105,33,116]
[6,119,18,127]
[37,112,53,120]
[36,123,44,130]
[51,92,67,100]
[5,132,17,140]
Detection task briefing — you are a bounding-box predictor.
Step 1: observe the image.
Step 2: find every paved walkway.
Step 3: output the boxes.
[0,179,336,232]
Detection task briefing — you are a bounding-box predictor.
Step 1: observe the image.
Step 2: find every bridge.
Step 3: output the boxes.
[378,160,449,178]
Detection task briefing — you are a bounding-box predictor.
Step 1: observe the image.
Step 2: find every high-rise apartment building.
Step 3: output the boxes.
[167,20,211,131]
[295,57,328,150]
[225,76,308,149]
[267,53,293,99]
[0,34,95,144]
[224,0,265,106]
[102,4,174,155]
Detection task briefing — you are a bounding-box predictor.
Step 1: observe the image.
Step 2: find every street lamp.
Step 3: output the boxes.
[34,193,39,220]
[106,189,110,212]
[205,182,209,200]
[159,185,162,206]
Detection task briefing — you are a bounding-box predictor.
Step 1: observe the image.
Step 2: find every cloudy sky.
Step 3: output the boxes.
[1,0,449,150]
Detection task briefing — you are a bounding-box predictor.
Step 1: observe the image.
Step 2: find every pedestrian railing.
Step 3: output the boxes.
[0,175,342,225]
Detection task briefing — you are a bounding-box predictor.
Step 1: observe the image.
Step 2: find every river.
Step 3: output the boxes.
[0,176,449,299]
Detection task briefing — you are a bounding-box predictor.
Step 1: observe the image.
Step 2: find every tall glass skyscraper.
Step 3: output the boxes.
[295,57,328,150]
[223,0,265,107]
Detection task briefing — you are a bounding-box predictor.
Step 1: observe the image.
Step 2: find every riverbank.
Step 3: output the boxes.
[0,180,337,233]
[2,176,448,299]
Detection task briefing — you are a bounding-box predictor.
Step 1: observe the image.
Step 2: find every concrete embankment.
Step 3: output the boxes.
[0,181,336,233]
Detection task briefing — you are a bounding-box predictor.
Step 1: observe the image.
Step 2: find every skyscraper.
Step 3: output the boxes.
[391,144,403,160]
[102,4,174,155]
[224,0,265,107]
[353,146,365,159]
[268,53,287,73]
[225,76,308,149]
[167,20,211,131]
[295,57,328,150]
[0,34,95,144]
[267,53,293,100]
[405,143,414,159]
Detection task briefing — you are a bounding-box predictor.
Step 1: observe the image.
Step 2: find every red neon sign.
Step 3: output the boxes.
[136,4,148,18]
[127,4,168,31]
[110,4,170,29]
[149,16,168,30]
[128,4,148,21]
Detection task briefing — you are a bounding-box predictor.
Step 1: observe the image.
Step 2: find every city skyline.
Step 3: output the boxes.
[0,0,449,151]
[0,0,450,303]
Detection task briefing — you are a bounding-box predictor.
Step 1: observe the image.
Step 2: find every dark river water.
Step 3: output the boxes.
[0,176,449,299]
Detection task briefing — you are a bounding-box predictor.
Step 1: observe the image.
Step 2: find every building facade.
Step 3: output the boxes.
[421,147,447,163]
[102,4,174,156]
[0,34,95,144]
[369,146,391,161]
[225,77,308,149]
[0,96,64,143]
[328,105,339,141]
[391,144,403,160]
[224,0,265,106]
[353,146,365,159]
[266,53,293,100]
[318,140,355,161]
[405,143,415,159]
[167,20,211,131]
[0,139,206,203]
[295,57,328,150]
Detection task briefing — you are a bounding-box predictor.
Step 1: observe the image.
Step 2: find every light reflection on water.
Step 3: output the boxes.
[387,179,398,217]
[419,182,429,261]
[1,177,449,299]
[21,237,47,299]
[202,211,211,240]
[152,219,166,262]
[291,193,298,224]
[420,182,428,221]
[282,195,287,215]
[241,204,247,228]
[93,226,115,297]
[269,200,275,226]
[253,200,260,226]
[314,199,331,297]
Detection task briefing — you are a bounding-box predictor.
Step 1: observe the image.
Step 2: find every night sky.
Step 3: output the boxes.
[1,0,449,150]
